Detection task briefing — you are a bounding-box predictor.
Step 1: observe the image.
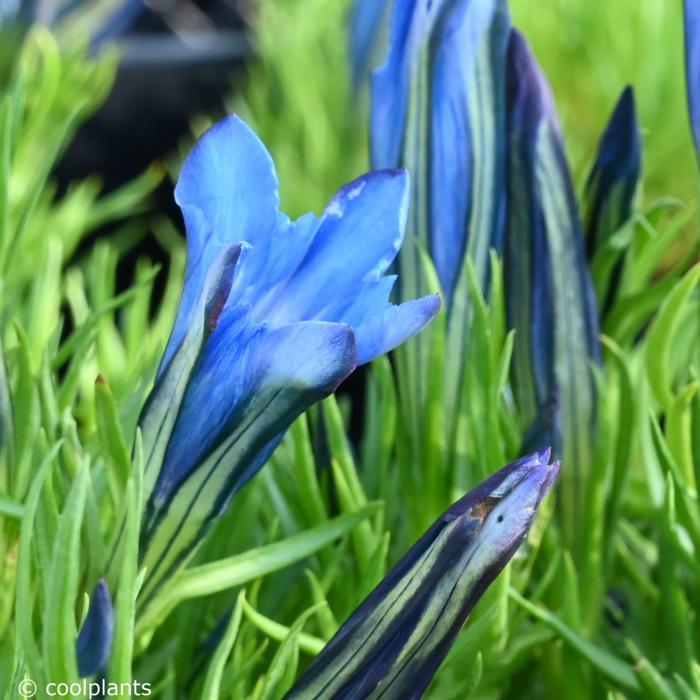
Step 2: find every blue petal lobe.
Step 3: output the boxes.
[165,115,287,368]
[350,293,441,364]
[259,170,410,325]
[429,0,473,300]
[429,0,507,300]
[371,0,427,168]
[151,320,358,509]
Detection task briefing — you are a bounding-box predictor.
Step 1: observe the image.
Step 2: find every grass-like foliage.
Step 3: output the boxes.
[0,2,699,699]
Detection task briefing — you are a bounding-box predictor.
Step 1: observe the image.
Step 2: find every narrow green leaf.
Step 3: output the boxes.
[200,591,245,700]
[0,491,22,520]
[16,442,63,690]
[43,464,89,683]
[658,474,695,684]
[94,375,131,497]
[108,433,144,686]
[626,641,680,700]
[137,504,380,633]
[240,595,324,656]
[259,605,323,700]
[645,264,700,409]
[304,570,337,641]
[508,589,640,692]
[665,383,699,490]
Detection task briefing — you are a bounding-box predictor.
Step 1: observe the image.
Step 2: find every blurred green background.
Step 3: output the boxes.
[512,0,695,210]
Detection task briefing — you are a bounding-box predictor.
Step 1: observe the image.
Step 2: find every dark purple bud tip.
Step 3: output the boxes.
[76,579,114,678]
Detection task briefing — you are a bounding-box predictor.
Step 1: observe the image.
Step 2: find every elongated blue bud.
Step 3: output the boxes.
[371,0,511,445]
[371,0,510,305]
[583,87,641,310]
[286,450,559,700]
[504,30,599,542]
[76,579,114,677]
[584,87,641,253]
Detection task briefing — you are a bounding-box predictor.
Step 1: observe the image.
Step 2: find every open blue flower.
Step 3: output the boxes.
[137,115,440,598]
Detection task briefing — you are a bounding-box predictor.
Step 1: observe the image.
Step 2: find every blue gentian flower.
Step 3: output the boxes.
[371,0,510,305]
[504,30,599,540]
[287,450,559,699]
[685,0,700,163]
[137,115,440,599]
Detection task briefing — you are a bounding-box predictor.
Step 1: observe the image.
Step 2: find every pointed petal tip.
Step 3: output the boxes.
[610,86,639,133]
[536,446,552,465]
[537,458,561,502]
[322,169,409,236]
[620,84,635,109]
[355,292,440,365]
[507,28,558,132]
[174,112,280,211]
[326,323,360,391]
[420,293,442,319]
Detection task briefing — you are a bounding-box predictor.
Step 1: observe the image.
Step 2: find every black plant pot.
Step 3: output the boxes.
[57,2,252,193]
[54,2,253,297]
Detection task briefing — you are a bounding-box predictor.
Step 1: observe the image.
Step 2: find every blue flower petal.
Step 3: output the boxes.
[76,579,114,678]
[372,0,509,305]
[349,291,441,364]
[371,0,430,169]
[259,170,409,326]
[429,1,473,300]
[140,243,243,505]
[142,321,358,593]
[430,0,508,300]
[164,116,288,369]
[149,319,357,518]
